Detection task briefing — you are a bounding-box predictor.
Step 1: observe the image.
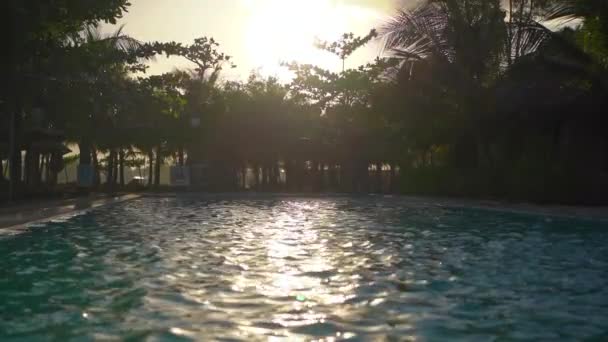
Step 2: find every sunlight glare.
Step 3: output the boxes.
[243,0,378,79]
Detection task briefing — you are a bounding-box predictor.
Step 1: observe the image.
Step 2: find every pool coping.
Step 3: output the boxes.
[0,194,141,235]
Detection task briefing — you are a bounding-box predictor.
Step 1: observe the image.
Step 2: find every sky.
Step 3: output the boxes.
[108,0,407,81]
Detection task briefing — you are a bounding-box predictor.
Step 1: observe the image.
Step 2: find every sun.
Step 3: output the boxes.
[243,0,350,79]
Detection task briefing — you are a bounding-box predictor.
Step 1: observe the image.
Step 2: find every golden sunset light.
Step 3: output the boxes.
[110,0,390,79]
[242,0,385,78]
[4,1,608,340]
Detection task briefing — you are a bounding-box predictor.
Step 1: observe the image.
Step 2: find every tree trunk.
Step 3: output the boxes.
[9,149,22,182]
[178,146,185,166]
[25,149,41,189]
[272,162,280,190]
[285,161,292,191]
[253,164,260,190]
[45,155,51,184]
[296,160,304,192]
[260,164,265,190]
[8,103,21,200]
[48,153,59,186]
[316,162,324,192]
[154,145,162,187]
[107,149,116,186]
[291,161,299,192]
[113,152,119,185]
[23,149,30,186]
[241,165,247,189]
[264,165,271,190]
[329,164,338,191]
[79,142,92,165]
[376,162,383,193]
[119,149,125,187]
[39,154,45,183]
[29,150,38,187]
[147,150,154,187]
[92,147,100,186]
[389,163,397,194]
[340,161,349,192]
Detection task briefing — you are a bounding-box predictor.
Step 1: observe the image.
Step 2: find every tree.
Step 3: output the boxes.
[316,29,378,72]
[544,0,608,66]
[150,36,236,173]
[383,0,541,168]
[286,31,398,192]
[52,24,146,169]
[1,1,133,199]
[136,73,187,187]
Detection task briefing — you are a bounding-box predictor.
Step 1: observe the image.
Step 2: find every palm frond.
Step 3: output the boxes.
[508,20,553,59]
[382,3,451,61]
[392,48,426,61]
[75,23,143,54]
[542,0,581,22]
[101,25,143,53]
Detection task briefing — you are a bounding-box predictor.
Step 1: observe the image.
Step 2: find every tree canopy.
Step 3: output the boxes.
[2,0,608,203]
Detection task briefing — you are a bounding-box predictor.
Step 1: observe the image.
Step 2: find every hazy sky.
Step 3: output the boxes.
[109,0,406,80]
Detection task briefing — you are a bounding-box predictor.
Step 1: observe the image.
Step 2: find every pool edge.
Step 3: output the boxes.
[0,194,142,235]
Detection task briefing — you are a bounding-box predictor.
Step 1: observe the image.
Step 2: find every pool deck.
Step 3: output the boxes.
[0,194,141,234]
[0,193,606,235]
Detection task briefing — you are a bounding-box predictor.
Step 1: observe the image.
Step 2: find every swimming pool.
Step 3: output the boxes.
[1,195,607,340]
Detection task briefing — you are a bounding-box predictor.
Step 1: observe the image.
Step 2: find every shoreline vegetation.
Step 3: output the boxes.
[2,1,608,205]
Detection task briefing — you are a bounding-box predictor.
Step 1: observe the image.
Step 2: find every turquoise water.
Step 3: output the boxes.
[1,195,607,341]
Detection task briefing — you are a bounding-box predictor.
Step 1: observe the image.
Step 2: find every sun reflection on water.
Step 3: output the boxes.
[211,200,363,338]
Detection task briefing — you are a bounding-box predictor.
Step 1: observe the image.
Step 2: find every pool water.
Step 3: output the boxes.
[1,195,607,340]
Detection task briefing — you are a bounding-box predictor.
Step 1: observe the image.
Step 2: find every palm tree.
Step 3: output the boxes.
[382,0,607,193]
[544,0,608,24]
[543,0,608,66]
[60,24,144,170]
[383,0,511,167]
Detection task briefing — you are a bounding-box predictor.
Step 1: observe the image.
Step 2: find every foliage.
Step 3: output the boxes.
[3,0,608,202]
[315,30,378,71]
[151,37,236,79]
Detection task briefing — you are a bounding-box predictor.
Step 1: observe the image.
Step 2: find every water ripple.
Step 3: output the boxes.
[1,196,607,340]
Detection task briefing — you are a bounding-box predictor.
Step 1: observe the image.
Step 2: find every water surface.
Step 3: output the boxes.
[1,195,607,340]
